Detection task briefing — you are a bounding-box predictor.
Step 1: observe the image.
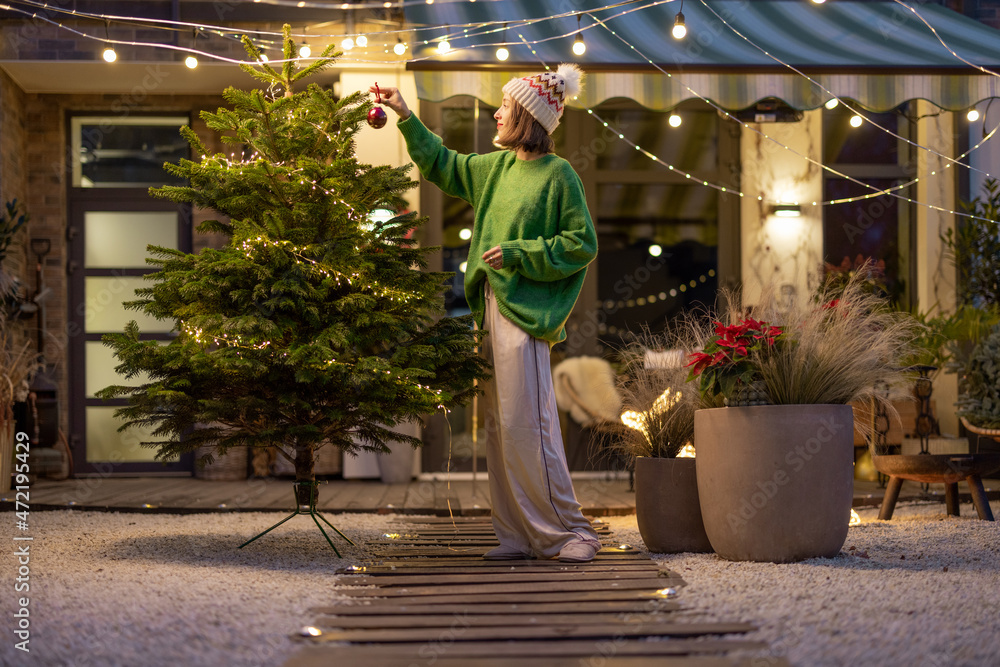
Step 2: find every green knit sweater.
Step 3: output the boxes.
[397,114,597,344]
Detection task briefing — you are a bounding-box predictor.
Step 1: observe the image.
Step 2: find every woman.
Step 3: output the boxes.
[371,64,602,562]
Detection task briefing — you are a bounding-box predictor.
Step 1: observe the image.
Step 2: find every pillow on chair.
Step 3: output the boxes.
[553,356,622,427]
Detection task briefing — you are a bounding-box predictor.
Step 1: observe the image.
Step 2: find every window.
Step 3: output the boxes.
[822,104,915,307]
[71,116,188,188]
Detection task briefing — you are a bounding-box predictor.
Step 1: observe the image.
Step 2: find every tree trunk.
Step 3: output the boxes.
[293,439,315,483]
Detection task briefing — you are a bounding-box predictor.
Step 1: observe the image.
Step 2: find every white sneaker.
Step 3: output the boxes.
[483,545,533,560]
[558,541,600,563]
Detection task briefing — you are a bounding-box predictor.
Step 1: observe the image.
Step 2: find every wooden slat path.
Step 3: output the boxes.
[283,517,786,667]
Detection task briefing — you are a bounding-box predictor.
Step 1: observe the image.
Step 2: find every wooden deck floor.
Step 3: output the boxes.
[5,474,998,516]
[8,475,637,515]
[283,516,788,667]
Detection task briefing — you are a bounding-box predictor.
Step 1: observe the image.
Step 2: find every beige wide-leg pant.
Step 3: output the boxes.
[481,283,601,559]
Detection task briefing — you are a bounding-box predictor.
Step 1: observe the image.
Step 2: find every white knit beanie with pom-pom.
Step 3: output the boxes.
[501,63,583,134]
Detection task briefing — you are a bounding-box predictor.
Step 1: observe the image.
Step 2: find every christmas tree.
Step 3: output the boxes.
[99,27,489,518]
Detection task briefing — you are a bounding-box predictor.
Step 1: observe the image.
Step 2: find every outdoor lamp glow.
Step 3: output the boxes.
[772,203,802,217]
[672,13,687,39]
[102,46,117,63]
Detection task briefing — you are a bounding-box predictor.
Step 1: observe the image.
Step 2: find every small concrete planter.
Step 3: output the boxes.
[694,404,854,563]
[634,456,713,554]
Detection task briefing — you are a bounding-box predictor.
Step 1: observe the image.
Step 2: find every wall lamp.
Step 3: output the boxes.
[771,203,802,217]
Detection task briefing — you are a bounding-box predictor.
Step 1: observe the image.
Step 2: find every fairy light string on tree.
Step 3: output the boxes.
[97,25,489,553]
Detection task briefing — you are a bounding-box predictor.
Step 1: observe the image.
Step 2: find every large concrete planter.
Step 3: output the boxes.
[634,457,713,554]
[694,404,854,563]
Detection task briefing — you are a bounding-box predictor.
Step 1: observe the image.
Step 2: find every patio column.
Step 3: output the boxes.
[914,100,959,436]
[739,108,824,307]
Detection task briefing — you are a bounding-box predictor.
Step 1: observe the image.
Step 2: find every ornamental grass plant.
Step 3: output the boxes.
[688,268,921,414]
[598,330,701,462]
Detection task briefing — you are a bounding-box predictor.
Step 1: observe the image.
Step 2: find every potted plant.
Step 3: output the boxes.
[687,271,919,562]
[943,177,1000,444]
[957,326,1000,444]
[598,333,711,554]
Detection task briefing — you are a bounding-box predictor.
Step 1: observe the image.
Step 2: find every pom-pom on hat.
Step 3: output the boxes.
[501,63,583,135]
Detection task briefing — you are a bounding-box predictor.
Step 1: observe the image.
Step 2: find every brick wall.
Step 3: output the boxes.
[0,16,251,62]
[0,67,27,285]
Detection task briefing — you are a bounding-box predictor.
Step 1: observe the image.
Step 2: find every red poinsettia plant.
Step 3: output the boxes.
[687,317,785,400]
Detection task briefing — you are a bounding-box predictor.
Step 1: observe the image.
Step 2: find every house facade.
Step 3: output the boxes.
[0,0,997,478]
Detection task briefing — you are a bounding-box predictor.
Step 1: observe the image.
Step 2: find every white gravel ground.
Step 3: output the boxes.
[1,500,998,667]
[604,500,1000,667]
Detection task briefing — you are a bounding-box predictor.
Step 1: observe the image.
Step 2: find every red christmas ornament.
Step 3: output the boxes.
[368,83,387,129]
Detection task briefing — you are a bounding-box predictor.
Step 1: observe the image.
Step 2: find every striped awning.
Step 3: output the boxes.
[404,1,1000,112]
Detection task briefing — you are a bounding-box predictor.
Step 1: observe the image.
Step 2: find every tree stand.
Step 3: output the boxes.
[238,480,355,555]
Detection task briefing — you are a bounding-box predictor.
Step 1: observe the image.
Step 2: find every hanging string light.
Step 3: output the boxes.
[697,0,1000,185]
[585,13,999,220]
[495,23,509,61]
[101,20,117,62]
[672,0,687,40]
[572,14,586,56]
[4,0,996,221]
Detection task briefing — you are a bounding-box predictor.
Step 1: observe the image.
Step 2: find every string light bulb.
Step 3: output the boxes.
[356,34,368,48]
[668,113,682,127]
[393,39,406,55]
[496,23,508,61]
[299,42,311,58]
[850,114,863,128]
[573,14,586,56]
[824,98,839,110]
[341,37,354,51]
[184,55,198,68]
[437,39,451,54]
[968,108,981,122]
[101,21,116,63]
[672,1,687,40]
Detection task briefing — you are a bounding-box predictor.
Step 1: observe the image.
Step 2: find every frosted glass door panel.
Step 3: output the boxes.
[85,341,159,397]
[85,407,167,463]
[85,276,172,333]
[85,211,178,268]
